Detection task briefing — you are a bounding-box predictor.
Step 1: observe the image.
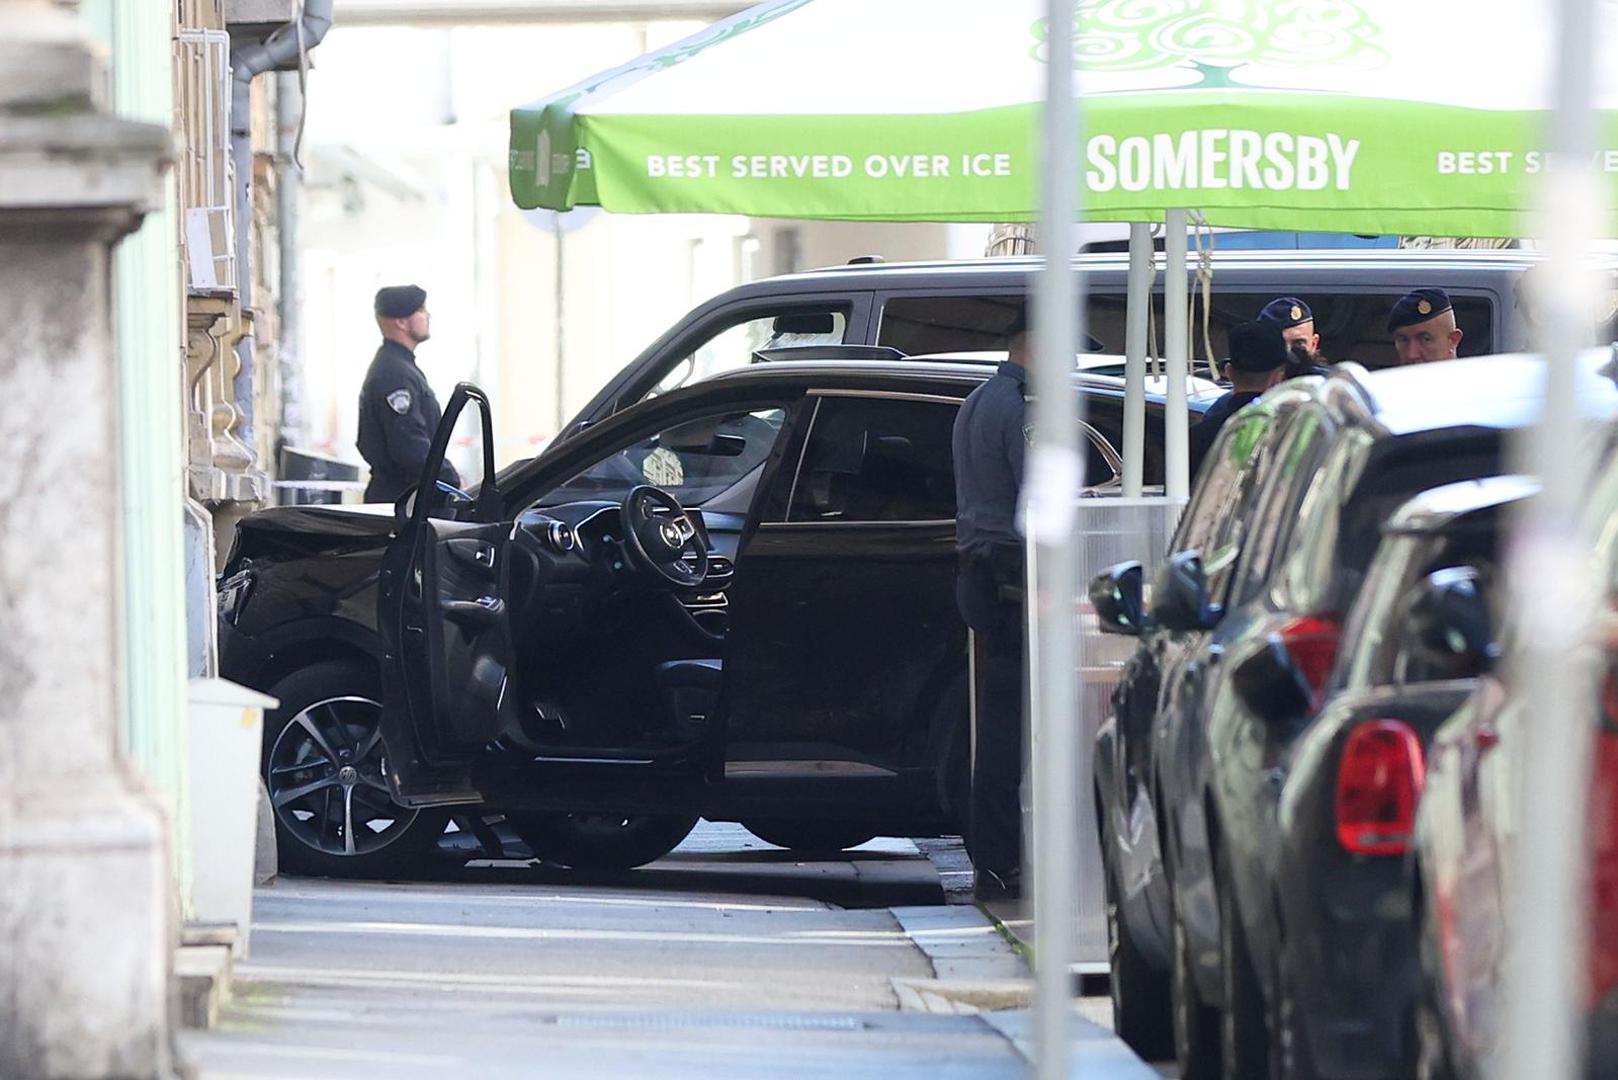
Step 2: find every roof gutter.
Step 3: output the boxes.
[229,0,334,470]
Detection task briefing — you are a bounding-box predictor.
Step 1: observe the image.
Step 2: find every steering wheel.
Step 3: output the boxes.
[620,485,709,588]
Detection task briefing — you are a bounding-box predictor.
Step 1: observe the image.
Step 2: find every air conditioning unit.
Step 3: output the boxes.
[176,29,237,297]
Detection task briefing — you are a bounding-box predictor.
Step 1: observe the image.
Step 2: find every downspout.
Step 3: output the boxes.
[229,0,333,459]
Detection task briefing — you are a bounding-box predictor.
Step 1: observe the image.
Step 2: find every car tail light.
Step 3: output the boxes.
[1335,719,1426,856]
[1280,613,1343,700]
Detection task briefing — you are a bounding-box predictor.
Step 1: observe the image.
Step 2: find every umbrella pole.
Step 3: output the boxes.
[1027,1,1080,1077]
[1503,0,1604,1075]
[1122,222,1151,497]
[1163,210,1190,498]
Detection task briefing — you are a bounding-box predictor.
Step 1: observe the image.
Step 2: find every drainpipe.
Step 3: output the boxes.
[276,69,306,448]
[229,0,333,459]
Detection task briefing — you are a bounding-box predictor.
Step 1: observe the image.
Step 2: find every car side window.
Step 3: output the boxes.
[787,396,958,522]
[1172,409,1272,558]
[647,308,849,397]
[1229,409,1327,606]
[540,406,788,508]
[1201,412,1286,603]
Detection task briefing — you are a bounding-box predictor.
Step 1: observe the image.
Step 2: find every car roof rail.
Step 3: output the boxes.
[752,344,907,363]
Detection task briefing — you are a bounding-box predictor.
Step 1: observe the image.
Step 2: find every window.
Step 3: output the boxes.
[649,308,848,397]
[788,396,958,523]
[1229,408,1328,606]
[540,407,787,508]
[878,295,1025,356]
[1200,411,1289,603]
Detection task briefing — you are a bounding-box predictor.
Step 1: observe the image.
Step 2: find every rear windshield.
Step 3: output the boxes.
[1277,434,1503,612]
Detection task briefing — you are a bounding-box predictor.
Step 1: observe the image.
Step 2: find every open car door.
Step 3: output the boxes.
[377,383,514,806]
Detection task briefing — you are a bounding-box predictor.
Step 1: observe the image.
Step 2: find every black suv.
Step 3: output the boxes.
[224,357,1204,876]
[542,249,1569,452]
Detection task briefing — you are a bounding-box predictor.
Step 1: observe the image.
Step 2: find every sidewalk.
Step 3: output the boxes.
[180,824,1162,1078]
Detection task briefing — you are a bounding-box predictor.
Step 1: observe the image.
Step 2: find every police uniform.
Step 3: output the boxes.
[1257,295,1332,379]
[357,285,460,503]
[952,355,1030,896]
[1190,320,1289,476]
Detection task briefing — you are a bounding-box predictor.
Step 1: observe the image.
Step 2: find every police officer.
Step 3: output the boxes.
[1257,295,1332,378]
[1388,287,1463,365]
[1190,320,1289,474]
[357,284,460,503]
[951,312,1031,901]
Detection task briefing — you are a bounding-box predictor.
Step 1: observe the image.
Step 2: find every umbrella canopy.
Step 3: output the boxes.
[510,0,1618,236]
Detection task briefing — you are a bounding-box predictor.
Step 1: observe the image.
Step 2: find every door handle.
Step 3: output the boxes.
[442,596,504,629]
[446,538,498,573]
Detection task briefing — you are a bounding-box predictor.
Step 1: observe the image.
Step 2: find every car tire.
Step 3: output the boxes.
[743,820,879,854]
[1269,939,1319,1080]
[1217,852,1271,1080]
[1104,844,1175,1062]
[261,659,449,878]
[507,811,698,870]
[1172,887,1222,1080]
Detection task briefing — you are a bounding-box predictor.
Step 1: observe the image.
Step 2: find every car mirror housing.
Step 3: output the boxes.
[1151,550,1220,632]
[1232,637,1314,725]
[1408,566,1498,679]
[1090,561,1148,636]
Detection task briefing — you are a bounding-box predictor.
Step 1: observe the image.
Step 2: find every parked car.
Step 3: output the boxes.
[1181,353,1618,1080]
[1091,380,1323,1063]
[537,249,1587,453]
[222,355,1208,876]
[1414,444,1618,1080]
[1261,476,1528,1080]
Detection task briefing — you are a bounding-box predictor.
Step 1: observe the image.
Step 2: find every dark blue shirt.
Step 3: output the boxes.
[356,339,458,501]
[953,361,1029,555]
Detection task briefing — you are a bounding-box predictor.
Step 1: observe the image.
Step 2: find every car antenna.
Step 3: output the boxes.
[846,254,885,265]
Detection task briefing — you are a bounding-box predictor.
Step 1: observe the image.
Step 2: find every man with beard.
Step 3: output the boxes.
[357,284,460,502]
[1257,295,1332,378]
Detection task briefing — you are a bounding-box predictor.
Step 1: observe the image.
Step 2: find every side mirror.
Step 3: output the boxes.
[1231,637,1314,724]
[1408,567,1497,679]
[1151,551,1220,632]
[1090,561,1148,636]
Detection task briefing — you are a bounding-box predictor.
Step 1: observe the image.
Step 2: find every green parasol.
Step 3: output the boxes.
[511,0,1618,236]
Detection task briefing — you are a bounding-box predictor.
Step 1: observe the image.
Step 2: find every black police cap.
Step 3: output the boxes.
[1387,287,1452,332]
[1258,296,1312,328]
[1225,319,1289,373]
[375,284,427,319]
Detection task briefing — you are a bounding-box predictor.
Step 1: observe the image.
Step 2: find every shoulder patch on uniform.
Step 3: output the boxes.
[386,389,412,415]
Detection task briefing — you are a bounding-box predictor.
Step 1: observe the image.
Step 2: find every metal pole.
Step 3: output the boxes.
[1122,222,1151,496]
[1502,0,1604,1077]
[554,219,567,433]
[1163,210,1190,497]
[1028,1,1080,1076]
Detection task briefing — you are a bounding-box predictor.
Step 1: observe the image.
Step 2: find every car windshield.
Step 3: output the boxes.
[537,407,787,508]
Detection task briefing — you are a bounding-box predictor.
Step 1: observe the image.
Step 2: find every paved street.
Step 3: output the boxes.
[179,824,1156,1078]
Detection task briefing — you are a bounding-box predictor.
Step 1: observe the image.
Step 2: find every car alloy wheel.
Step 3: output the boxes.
[266,694,419,859]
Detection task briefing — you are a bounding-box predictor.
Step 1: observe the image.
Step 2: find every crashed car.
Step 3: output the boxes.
[222,355,1210,875]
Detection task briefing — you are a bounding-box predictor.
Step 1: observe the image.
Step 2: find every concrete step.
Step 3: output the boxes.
[174,941,233,1030]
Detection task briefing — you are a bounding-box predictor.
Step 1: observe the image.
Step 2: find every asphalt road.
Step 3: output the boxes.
[179,823,1160,1079]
